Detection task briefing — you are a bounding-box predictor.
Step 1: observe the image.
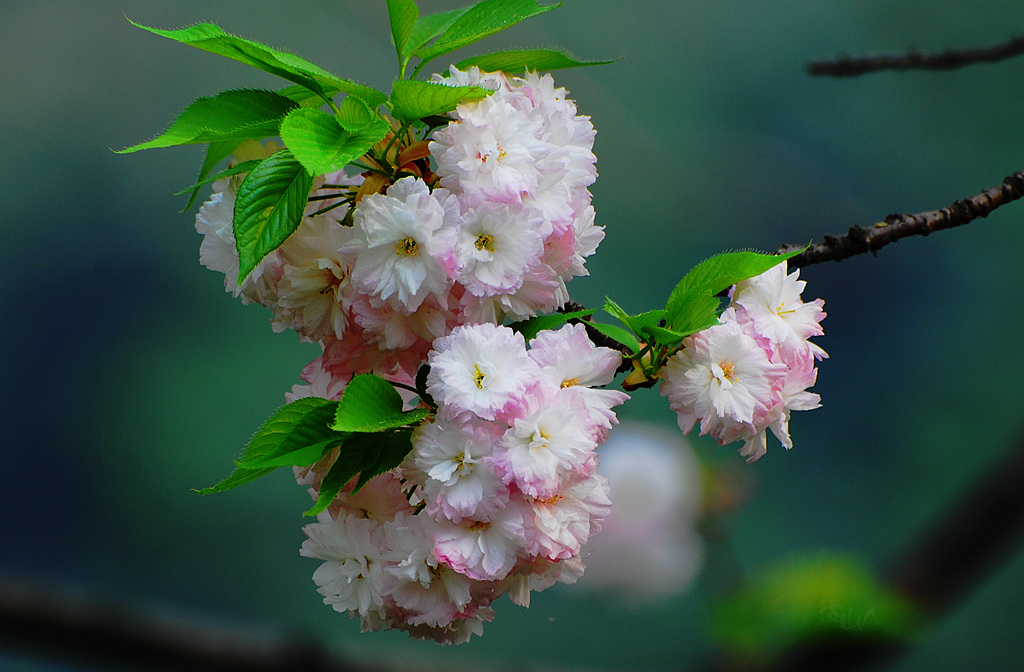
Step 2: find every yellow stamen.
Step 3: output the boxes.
[473,364,486,389]
[560,378,579,388]
[395,237,419,257]
[475,234,495,252]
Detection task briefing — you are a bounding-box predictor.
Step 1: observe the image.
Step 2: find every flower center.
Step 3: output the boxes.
[719,361,737,382]
[475,234,495,252]
[529,429,550,451]
[473,364,486,389]
[560,378,579,388]
[395,237,419,257]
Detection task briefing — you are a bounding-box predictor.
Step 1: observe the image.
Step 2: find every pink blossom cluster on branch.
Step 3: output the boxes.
[660,263,827,462]
[297,322,627,643]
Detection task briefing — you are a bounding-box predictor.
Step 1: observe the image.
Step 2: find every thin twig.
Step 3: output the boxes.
[778,170,1024,269]
[809,36,1024,77]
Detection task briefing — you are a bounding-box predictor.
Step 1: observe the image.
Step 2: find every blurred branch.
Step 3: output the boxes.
[778,169,1024,269]
[0,577,378,672]
[808,35,1024,77]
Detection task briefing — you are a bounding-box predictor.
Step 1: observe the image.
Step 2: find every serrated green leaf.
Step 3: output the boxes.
[603,297,631,327]
[334,96,390,135]
[454,48,617,74]
[196,397,338,494]
[414,0,560,65]
[508,308,597,342]
[643,324,688,349]
[406,7,472,58]
[240,437,342,469]
[624,309,667,337]
[665,288,721,339]
[279,108,388,176]
[117,89,296,154]
[182,139,239,211]
[666,249,803,321]
[391,80,489,121]
[277,83,342,106]
[194,466,276,495]
[331,374,430,433]
[173,159,261,196]
[588,321,640,354]
[388,0,419,74]
[128,19,387,107]
[233,149,313,283]
[305,429,416,516]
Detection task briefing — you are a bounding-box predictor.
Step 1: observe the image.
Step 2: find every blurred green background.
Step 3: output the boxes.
[3,1,1024,670]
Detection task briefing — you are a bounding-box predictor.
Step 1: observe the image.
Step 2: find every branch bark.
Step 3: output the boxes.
[808,36,1024,77]
[778,170,1024,269]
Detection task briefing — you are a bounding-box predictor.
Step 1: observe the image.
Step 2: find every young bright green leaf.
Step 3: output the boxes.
[128,19,387,107]
[508,308,597,342]
[194,466,276,495]
[172,159,261,196]
[334,96,390,135]
[405,6,472,60]
[624,309,667,338]
[117,89,296,153]
[414,0,560,65]
[664,287,721,340]
[277,83,343,106]
[195,397,338,494]
[388,0,419,73]
[666,249,803,320]
[181,139,240,211]
[305,429,416,516]
[233,149,313,283]
[603,297,632,328]
[331,374,430,433]
[239,437,342,469]
[587,321,640,354]
[390,80,489,121]
[643,324,688,349]
[453,48,617,75]
[279,108,388,176]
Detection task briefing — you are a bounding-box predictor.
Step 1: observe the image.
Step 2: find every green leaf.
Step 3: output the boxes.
[334,96,390,135]
[664,289,721,340]
[388,0,419,73]
[117,89,296,153]
[603,296,632,328]
[666,249,803,320]
[391,80,490,121]
[624,309,667,337]
[277,83,342,106]
[240,437,342,469]
[233,149,313,283]
[643,324,688,349]
[172,159,261,196]
[331,374,430,433]
[405,6,472,58]
[454,48,617,74]
[306,429,416,516]
[128,19,387,107]
[588,321,640,354]
[181,139,239,211]
[414,0,560,65]
[508,308,597,342]
[279,108,388,176]
[196,397,338,494]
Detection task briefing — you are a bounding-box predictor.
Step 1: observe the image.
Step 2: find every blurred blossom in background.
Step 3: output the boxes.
[585,422,704,600]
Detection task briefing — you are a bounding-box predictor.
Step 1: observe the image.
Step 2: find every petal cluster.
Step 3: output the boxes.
[299,323,627,643]
[659,262,827,462]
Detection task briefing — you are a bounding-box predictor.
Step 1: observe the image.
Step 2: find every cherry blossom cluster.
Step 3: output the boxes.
[659,262,826,462]
[294,322,628,644]
[194,66,601,388]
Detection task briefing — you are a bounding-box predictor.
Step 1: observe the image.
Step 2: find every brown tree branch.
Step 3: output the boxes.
[0,578,380,672]
[778,170,1024,269]
[808,36,1024,77]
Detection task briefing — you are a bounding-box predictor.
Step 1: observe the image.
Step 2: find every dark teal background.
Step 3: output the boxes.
[3,1,1024,670]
